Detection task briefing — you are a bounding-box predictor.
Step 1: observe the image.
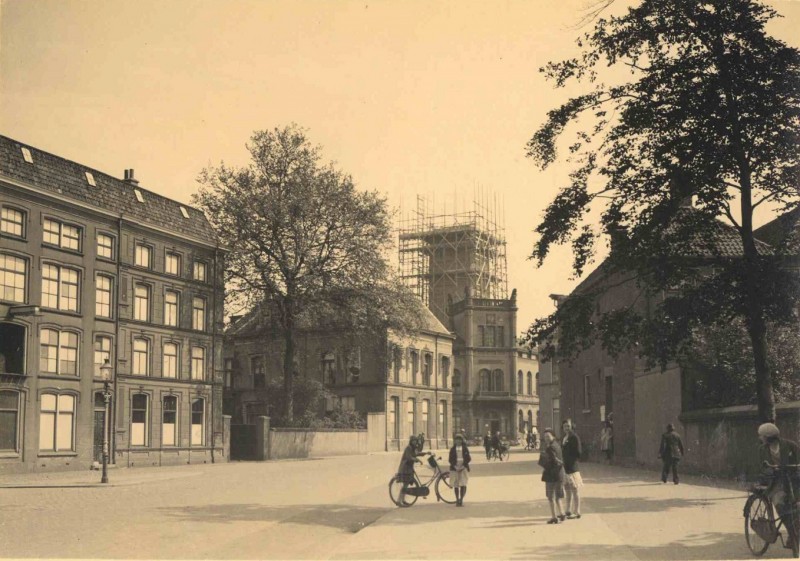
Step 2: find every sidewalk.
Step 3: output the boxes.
[0,461,215,488]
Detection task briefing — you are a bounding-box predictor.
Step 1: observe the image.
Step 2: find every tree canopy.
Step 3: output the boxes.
[524,0,800,421]
[194,125,423,420]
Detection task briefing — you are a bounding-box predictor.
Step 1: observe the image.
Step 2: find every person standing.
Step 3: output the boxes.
[397,436,426,501]
[492,431,503,461]
[561,419,583,519]
[449,433,472,506]
[600,421,613,464]
[757,422,800,551]
[484,431,492,460]
[659,423,685,484]
[539,428,566,524]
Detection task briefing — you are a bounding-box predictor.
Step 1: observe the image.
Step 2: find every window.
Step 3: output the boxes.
[423,353,432,386]
[496,326,505,348]
[84,171,96,186]
[0,254,26,303]
[42,264,79,311]
[40,329,78,376]
[387,397,398,440]
[440,356,450,389]
[518,370,524,394]
[162,396,177,446]
[164,290,179,327]
[95,274,113,318]
[43,219,81,251]
[134,189,144,203]
[94,335,112,377]
[193,261,207,282]
[407,398,416,437]
[191,399,204,446]
[39,393,75,452]
[0,390,21,452]
[527,372,533,396]
[340,396,355,411]
[134,243,152,268]
[322,352,336,385]
[478,326,485,346]
[132,338,149,376]
[493,369,504,392]
[130,393,149,446]
[409,350,419,385]
[252,356,265,389]
[223,358,233,388]
[1,207,25,237]
[21,146,33,163]
[392,346,403,383]
[453,369,461,389]
[192,297,206,331]
[421,399,429,433]
[165,252,181,276]
[180,206,190,219]
[134,284,150,322]
[584,374,591,411]
[97,233,114,259]
[191,347,205,380]
[163,342,179,378]
[479,368,504,392]
[438,401,446,439]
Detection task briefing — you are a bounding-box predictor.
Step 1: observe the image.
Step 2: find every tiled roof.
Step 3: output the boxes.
[0,135,217,246]
[754,207,800,251]
[664,207,774,258]
[417,305,453,337]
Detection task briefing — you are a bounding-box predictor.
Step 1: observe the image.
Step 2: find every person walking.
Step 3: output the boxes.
[539,428,566,524]
[561,419,583,519]
[484,431,492,460]
[659,423,685,484]
[600,421,613,464]
[449,433,472,507]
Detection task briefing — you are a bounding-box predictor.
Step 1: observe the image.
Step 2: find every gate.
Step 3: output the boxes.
[230,424,257,460]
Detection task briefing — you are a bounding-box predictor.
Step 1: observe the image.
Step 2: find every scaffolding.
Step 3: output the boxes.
[398,190,509,322]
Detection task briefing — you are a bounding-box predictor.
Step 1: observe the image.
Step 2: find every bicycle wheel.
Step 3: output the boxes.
[389,476,419,507]
[435,472,457,504]
[501,448,510,461]
[789,508,800,558]
[745,494,775,556]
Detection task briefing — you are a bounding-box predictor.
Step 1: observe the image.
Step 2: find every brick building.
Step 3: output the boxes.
[223,301,455,450]
[0,136,225,474]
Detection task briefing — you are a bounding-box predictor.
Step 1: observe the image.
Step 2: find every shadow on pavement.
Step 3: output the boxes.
[512,531,753,561]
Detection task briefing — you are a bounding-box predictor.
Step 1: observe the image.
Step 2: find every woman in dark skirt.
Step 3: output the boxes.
[449,433,472,506]
[538,428,566,524]
[397,435,426,497]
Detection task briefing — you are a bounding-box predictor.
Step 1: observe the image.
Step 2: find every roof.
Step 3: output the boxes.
[418,304,453,337]
[0,135,217,246]
[754,207,800,251]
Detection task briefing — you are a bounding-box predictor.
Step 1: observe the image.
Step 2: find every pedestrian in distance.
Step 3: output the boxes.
[561,419,583,519]
[449,433,472,507]
[484,431,492,460]
[538,428,566,524]
[658,423,685,484]
[600,420,613,464]
[416,432,426,453]
[492,431,504,461]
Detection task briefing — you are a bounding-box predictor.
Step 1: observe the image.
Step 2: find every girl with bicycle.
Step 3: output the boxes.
[449,433,472,507]
[397,436,428,495]
[758,422,800,551]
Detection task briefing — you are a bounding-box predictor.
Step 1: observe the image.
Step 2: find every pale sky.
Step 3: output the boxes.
[2,0,799,331]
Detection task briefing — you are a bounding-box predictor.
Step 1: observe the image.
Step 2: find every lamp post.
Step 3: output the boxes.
[99,359,113,484]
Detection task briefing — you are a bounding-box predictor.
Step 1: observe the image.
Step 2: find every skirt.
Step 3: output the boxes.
[450,468,469,487]
[564,471,584,489]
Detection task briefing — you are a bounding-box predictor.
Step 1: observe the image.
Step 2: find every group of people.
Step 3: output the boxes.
[483,431,507,460]
[538,419,583,524]
[396,432,472,507]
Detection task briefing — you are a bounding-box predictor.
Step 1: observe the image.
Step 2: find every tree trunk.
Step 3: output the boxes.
[283,315,295,423]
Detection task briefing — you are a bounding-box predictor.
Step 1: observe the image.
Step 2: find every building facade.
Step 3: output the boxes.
[223,303,455,451]
[0,136,225,474]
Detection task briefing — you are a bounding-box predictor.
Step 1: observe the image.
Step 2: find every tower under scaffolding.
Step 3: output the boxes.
[398,192,509,324]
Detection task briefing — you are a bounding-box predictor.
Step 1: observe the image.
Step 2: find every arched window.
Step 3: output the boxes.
[527,372,533,395]
[517,370,524,394]
[39,393,75,452]
[518,409,525,431]
[492,369,504,392]
[163,342,179,378]
[131,393,149,446]
[162,396,177,446]
[40,328,79,376]
[191,398,204,446]
[479,369,491,391]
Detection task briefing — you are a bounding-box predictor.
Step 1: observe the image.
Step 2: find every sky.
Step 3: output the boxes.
[2,0,799,332]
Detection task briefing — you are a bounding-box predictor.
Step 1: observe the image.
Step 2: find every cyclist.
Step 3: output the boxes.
[397,436,428,498]
[492,431,504,461]
[484,431,492,460]
[758,422,800,550]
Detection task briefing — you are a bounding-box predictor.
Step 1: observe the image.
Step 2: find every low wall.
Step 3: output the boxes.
[268,427,368,460]
[679,401,800,481]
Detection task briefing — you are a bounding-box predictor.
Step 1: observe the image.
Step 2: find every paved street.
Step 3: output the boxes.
[0,449,783,560]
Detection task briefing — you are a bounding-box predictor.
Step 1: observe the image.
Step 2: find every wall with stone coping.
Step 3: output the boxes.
[268,427,368,459]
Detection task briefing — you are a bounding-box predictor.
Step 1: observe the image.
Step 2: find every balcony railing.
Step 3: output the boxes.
[473,390,511,398]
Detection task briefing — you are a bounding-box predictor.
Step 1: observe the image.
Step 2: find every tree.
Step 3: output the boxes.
[524,1,800,421]
[194,125,423,421]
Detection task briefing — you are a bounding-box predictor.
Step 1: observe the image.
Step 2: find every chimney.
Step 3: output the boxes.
[123,168,140,187]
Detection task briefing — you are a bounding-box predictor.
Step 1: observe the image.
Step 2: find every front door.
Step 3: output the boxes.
[490,420,501,435]
[93,409,105,462]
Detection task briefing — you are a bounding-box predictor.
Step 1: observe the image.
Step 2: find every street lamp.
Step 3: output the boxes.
[99,359,113,484]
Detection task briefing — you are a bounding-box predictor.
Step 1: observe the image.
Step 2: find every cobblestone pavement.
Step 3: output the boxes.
[0,450,785,560]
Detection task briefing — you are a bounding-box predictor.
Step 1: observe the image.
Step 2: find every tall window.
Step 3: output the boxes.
[406,398,416,437]
[518,370,524,394]
[191,347,205,380]
[252,356,265,389]
[131,393,149,446]
[392,346,403,383]
[95,274,113,318]
[132,338,149,375]
[440,356,450,389]
[191,399,204,446]
[527,372,533,396]
[193,261,207,282]
[39,393,75,451]
[163,342,179,378]
[40,329,78,376]
[453,369,461,389]
[387,397,398,440]
[134,243,152,268]
[1,207,25,237]
[164,290,179,327]
[492,369,504,392]
[42,264,79,311]
[43,219,81,251]
[438,401,446,439]
[421,399,429,434]
[162,396,177,446]
[165,252,181,276]
[97,233,114,259]
[94,335,112,377]
[0,390,20,452]
[134,284,150,321]
[496,326,505,347]
[223,358,233,388]
[423,353,432,386]
[409,350,419,385]
[322,352,336,385]
[192,297,206,331]
[0,254,26,303]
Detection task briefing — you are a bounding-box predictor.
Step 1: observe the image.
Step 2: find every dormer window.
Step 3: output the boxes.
[180,206,190,219]
[21,147,33,163]
[85,172,96,186]
[134,189,144,203]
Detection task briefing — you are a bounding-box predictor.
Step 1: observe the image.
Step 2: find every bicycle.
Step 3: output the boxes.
[489,445,510,461]
[743,462,800,558]
[388,453,457,507]
[524,438,538,451]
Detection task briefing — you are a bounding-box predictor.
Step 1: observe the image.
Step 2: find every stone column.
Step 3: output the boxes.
[256,416,271,461]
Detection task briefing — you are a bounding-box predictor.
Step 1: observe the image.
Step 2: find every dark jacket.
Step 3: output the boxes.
[397,444,421,480]
[759,438,800,492]
[483,435,491,448]
[491,435,501,449]
[561,432,582,474]
[449,443,472,472]
[538,440,566,483]
[659,431,685,460]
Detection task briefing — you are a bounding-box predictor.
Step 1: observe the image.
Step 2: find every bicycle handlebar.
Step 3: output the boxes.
[762,461,800,469]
